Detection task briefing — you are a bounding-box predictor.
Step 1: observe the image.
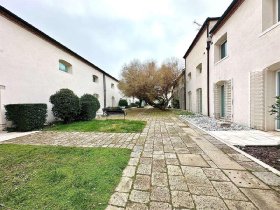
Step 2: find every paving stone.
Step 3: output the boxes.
[224,200,257,210]
[252,172,280,186]
[140,157,152,164]
[181,166,212,186]
[153,159,166,173]
[115,177,133,193]
[123,166,136,177]
[239,161,268,172]
[142,151,153,158]
[137,164,152,175]
[109,192,129,207]
[133,175,151,191]
[128,158,139,166]
[202,168,229,181]
[171,191,194,209]
[150,186,170,202]
[150,202,172,210]
[105,205,124,210]
[169,175,189,191]
[126,202,148,210]
[178,154,209,167]
[224,170,269,189]
[228,154,252,162]
[167,165,182,175]
[191,137,245,170]
[187,147,204,154]
[166,158,179,165]
[129,190,150,204]
[188,184,218,196]
[152,172,168,186]
[240,188,280,210]
[192,195,228,210]
[212,181,248,201]
[164,153,177,159]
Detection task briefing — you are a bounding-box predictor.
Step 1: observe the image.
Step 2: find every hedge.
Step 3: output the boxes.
[5,104,47,131]
[79,94,100,121]
[118,99,128,107]
[49,89,80,123]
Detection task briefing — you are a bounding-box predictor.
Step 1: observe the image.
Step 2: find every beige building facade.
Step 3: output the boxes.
[184,0,280,131]
[0,6,122,129]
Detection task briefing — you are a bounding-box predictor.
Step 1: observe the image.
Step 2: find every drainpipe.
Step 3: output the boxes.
[103,74,106,108]
[206,23,212,117]
[183,69,187,110]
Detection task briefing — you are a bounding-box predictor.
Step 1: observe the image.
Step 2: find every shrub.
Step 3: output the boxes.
[79,94,100,121]
[118,99,128,107]
[5,104,47,131]
[49,89,80,123]
[172,99,180,109]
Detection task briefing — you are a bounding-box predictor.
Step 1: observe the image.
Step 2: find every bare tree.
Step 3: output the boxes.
[118,58,182,110]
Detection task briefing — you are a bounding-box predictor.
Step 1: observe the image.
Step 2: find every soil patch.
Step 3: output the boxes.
[237,145,280,171]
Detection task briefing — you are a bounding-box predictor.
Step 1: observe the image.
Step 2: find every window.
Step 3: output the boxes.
[275,0,280,22]
[93,75,98,83]
[214,33,227,63]
[187,72,192,80]
[262,0,280,31]
[196,63,202,75]
[59,60,71,73]
[111,83,115,88]
[220,41,227,59]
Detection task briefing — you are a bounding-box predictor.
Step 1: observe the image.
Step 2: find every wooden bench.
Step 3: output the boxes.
[102,107,127,119]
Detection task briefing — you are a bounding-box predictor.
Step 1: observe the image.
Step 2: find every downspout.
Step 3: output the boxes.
[183,69,187,110]
[103,74,106,108]
[206,22,211,117]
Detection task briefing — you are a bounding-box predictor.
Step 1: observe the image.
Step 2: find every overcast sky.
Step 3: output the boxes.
[0,0,232,78]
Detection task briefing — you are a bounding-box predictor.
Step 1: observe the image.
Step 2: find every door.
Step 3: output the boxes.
[276,71,280,130]
[221,85,225,118]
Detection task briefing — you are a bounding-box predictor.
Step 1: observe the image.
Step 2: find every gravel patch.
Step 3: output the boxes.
[180,115,251,131]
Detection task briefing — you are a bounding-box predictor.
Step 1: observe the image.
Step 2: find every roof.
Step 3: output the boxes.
[183,17,220,59]
[210,0,245,34]
[0,5,119,82]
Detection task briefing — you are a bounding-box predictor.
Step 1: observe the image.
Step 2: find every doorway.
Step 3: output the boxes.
[276,71,280,130]
[221,85,225,118]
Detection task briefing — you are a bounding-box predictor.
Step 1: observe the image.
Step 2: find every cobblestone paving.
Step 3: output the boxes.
[2,109,280,209]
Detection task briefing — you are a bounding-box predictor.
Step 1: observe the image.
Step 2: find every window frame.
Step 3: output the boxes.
[220,40,227,60]
[92,75,98,83]
[59,60,72,73]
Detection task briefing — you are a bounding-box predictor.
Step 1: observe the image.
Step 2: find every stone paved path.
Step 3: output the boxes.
[2,109,280,209]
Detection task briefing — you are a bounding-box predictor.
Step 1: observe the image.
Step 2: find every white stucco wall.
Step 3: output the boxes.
[209,0,280,128]
[0,14,121,126]
[185,20,217,115]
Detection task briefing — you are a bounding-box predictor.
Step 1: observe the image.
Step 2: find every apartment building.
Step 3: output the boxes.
[184,0,280,131]
[0,6,122,129]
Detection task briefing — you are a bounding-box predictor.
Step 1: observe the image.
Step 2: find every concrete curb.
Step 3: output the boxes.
[180,116,280,176]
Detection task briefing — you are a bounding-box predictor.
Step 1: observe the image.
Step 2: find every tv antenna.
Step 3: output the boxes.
[193,20,202,30]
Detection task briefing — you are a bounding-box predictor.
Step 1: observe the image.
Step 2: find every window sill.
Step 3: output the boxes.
[215,56,229,65]
[259,22,280,37]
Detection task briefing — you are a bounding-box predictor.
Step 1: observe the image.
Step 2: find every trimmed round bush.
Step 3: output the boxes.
[5,104,47,131]
[49,89,80,123]
[118,99,128,107]
[79,94,100,121]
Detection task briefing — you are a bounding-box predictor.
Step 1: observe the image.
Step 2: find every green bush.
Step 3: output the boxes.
[50,89,80,123]
[5,104,47,131]
[118,99,128,107]
[79,94,100,121]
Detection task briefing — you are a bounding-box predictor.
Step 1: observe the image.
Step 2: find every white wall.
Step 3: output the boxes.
[0,14,121,126]
[209,0,280,128]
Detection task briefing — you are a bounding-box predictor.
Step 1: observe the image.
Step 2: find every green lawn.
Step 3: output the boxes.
[45,119,146,133]
[0,144,131,210]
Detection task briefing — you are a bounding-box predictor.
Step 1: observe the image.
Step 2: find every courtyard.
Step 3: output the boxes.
[1,108,280,210]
